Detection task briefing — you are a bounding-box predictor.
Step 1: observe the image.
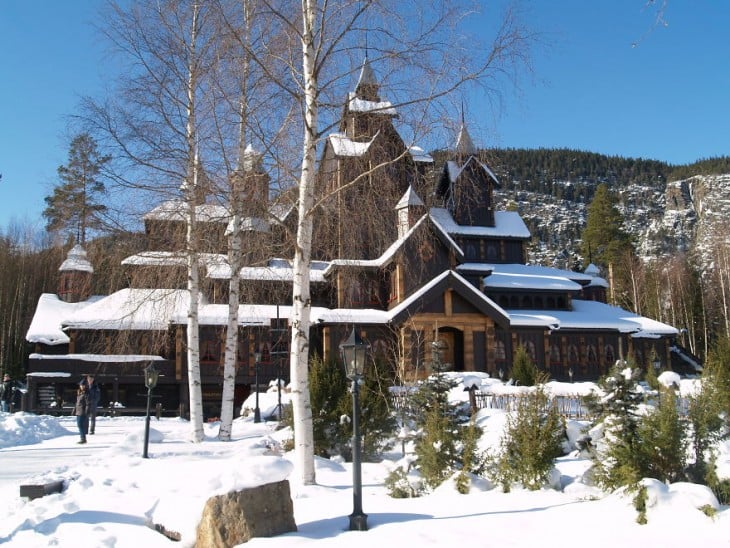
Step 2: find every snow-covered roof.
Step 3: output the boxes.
[143,200,230,223]
[508,299,678,336]
[395,186,424,210]
[26,294,102,345]
[485,263,593,286]
[347,92,396,116]
[328,132,377,157]
[225,216,271,235]
[59,245,93,273]
[483,271,583,291]
[429,208,530,239]
[171,303,390,327]
[62,288,190,331]
[29,353,166,363]
[408,145,433,163]
[121,251,228,268]
[206,258,330,283]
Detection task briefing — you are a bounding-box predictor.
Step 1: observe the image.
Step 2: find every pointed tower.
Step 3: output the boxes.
[354,55,380,102]
[435,118,499,227]
[58,245,93,303]
[395,186,426,238]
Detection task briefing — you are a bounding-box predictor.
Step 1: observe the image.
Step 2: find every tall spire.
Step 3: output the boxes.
[355,54,379,100]
[455,122,477,157]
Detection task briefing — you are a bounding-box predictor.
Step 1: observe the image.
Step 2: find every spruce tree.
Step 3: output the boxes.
[585,362,646,490]
[580,183,634,269]
[492,387,564,491]
[638,387,687,483]
[43,133,110,244]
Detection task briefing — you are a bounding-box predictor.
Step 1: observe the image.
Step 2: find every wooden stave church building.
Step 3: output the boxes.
[24,57,695,417]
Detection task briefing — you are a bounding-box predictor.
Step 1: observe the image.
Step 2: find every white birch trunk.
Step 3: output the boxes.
[218,0,252,441]
[289,0,318,486]
[185,1,204,443]
[219,221,241,440]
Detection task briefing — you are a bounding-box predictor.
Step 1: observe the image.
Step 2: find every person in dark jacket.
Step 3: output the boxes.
[1,374,15,413]
[74,381,91,444]
[86,374,101,434]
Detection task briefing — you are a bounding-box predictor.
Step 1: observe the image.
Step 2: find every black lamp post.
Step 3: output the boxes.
[253,351,262,423]
[339,327,370,532]
[142,363,159,459]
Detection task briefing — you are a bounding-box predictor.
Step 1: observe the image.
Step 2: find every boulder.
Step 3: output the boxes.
[196,480,297,547]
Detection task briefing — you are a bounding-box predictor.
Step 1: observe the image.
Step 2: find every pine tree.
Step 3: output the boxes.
[492,387,564,491]
[580,183,634,269]
[43,133,110,244]
[638,387,687,483]
[585,362,646,490]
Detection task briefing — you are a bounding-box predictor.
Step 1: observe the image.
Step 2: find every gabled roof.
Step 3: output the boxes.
[430,208,530,239]
[325,212,464,274]
[444,156,500,187]
[388,270,510,328]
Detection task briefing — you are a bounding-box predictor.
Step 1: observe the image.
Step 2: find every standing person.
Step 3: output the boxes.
[0,374,14,413]
[74,381,91,444]
[86,374,101,434]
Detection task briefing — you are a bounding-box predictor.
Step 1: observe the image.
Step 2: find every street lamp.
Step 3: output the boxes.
[568,367,574,383]
[253,351,262,423]
[339,327,370,532]
[653,356,661,372]
[142,363,159,459]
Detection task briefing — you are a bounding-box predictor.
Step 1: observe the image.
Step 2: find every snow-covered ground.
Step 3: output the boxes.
[0,373,728,547]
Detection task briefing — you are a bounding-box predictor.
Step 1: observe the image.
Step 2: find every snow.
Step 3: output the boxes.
[1,376,727,547]
[328,132,377,157]
[59,244,94,273]
[429,207,531,238]
[25,293,102,345]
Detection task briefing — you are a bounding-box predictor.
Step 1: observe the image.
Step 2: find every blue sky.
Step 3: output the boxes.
[1,1,729,231]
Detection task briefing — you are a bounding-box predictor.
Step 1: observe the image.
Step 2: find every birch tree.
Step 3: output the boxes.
[253,0,537,485]
[84,0,219,441]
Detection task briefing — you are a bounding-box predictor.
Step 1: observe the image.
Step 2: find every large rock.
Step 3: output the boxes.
[196,480,297,547]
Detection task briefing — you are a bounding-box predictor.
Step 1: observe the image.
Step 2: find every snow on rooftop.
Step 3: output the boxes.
[206,258,329,282]
[347,92,397,116]
[483,271,583,291]
[59,245,94,273]
[62,288,190,331]
[488,263,593,284]
[29,353,166,363]
[26,294,102,345]
[508,299,678,336]
[395,186,424,210]
[429,208,530,239]
[143,200,231,223]
[328,132,376,157]
[408,145,433,163]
